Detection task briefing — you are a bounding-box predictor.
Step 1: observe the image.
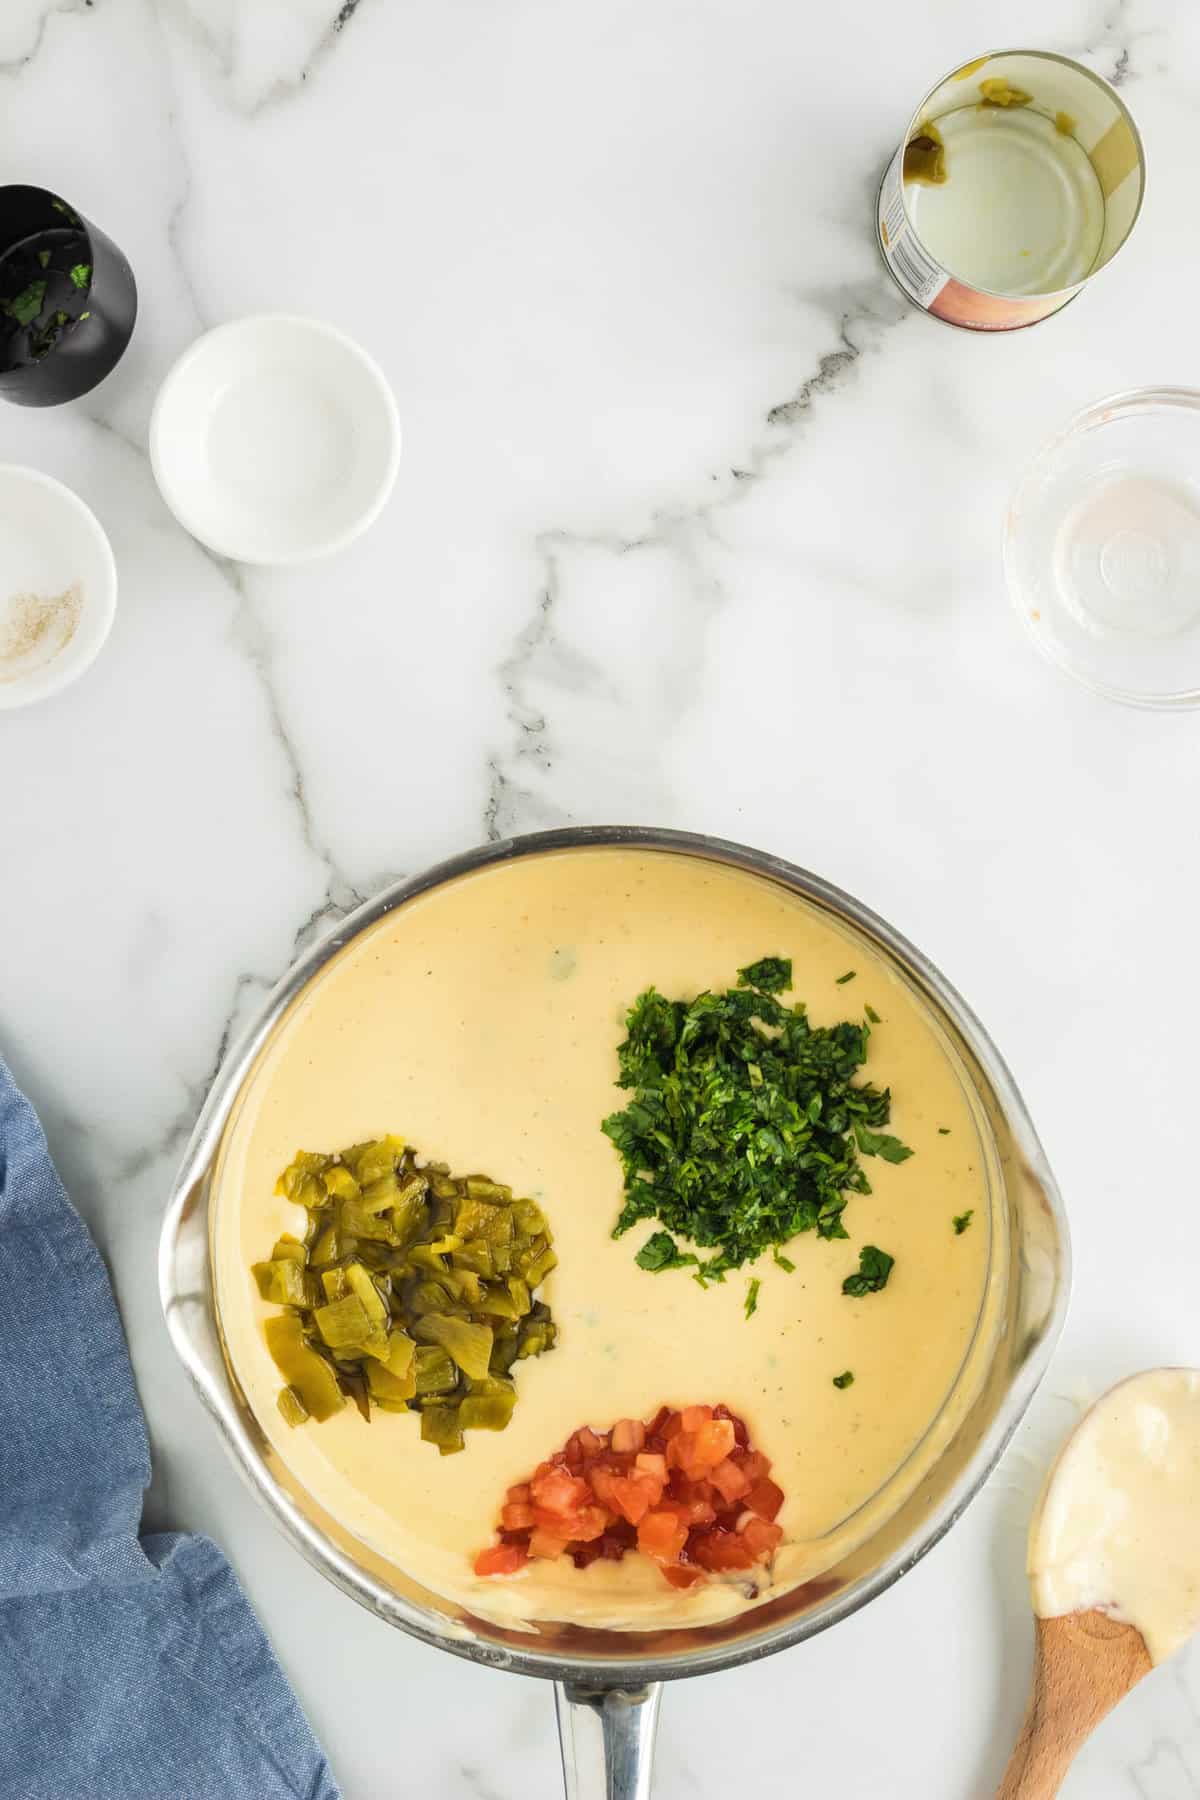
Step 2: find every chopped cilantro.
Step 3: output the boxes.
[69,262,91,289]
[634,1231,698,1273]
[864,1003,881,1024]
[37,250,50,269]
[832,1370,855,1389]
[853,1122,913,1164]
[842,1245,894,1297]
[953,1211,974,1235]
[605,959,911,1287]
[1,279,47,326]
[745,1278,761,1318]
[938,1127,950,1135]
[737,956,792,995]
[772,1247,795,1273]
[79,310,91,321]
[836,970,856,985]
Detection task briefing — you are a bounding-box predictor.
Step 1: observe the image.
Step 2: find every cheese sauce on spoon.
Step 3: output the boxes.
[1031,1369,1200,1664]
[212,848,1001,1629]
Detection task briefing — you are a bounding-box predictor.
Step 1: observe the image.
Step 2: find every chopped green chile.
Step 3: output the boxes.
[345,1262,389,1328]
[384,1332,416,1378]
[366,1359,416,1408]
[415,1314,494,1380]
[256,1137,558,1449]
[420,1406,465,1455]
[413,1345,457,1393]
[277,1385,310,1427]
[465,1176,510,1200]
[263,1316,345,1422]
[458,1381,516,1431]
[252,1257,309,1306]
[314,1293,378,1352]
[309,1222,341,1265]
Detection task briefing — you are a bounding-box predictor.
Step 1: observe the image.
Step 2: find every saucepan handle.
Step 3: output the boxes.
[554,1682,663,1799]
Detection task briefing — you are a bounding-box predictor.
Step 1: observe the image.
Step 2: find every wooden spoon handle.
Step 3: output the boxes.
[998,1611,1152,1798]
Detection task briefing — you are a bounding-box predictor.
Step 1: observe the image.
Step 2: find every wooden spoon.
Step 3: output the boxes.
[999,1369,1200,1795]
[997,1608,1151,1796]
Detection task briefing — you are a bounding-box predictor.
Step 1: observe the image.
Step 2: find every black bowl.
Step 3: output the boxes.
[0,184,136,407]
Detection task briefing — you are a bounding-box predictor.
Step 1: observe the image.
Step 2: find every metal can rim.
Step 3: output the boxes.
[891,48,1147,306]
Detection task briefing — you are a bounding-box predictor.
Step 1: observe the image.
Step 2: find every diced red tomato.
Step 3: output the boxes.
[712,1404,749,1447]
[745,1477,785,1522]
[528,1528,571,1560]
[590,1469,623,1517]
[689,1419,736,1469]
[571,1504,611,1543]
[533,1502,608,1543]
[644,1405,671,1442]
[690,1528,756,1572]
[532,1466,592,1515]
[601,1472,664,1526]
[670,1418,736,1479]
[476,1403,785,1590]
[587,1466,622,1511]
[663,1563,704,1588]
[637,1508,689,1563]
[730,1449,769,1484]
[474,1543,528,1577]
[666,1478,714,1524]
[709,1459,751,1504]
[611,1417,646,1453]
[740,1516,784,1557]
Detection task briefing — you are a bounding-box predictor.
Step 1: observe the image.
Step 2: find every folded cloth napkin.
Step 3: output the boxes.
[0,1058,341,1800]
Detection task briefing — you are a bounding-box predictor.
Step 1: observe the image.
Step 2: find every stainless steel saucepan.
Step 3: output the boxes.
[160,827,1069,1798]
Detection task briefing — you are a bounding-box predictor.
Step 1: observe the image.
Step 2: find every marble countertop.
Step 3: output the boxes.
[3,0,1200,1794]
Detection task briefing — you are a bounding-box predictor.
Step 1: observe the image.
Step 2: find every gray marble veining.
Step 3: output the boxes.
[2,0,1199,1793]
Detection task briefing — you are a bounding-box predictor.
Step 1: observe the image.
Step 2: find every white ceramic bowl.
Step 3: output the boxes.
[0,465,117,710]
[149,315,401,564]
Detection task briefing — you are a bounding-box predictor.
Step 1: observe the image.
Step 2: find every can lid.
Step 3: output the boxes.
[1005,390,1200,709]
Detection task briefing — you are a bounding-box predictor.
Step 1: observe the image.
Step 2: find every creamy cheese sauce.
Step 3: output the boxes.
[212,848,998,1629]
[1030,1369,1200,1665]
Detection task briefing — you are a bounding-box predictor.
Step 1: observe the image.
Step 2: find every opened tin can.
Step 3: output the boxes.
[877,50,1144,331]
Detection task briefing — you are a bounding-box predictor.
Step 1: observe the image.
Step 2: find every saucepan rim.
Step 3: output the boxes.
[159,824,1070,1687]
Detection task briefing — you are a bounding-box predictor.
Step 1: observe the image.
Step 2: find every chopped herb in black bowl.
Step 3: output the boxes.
[0,186,136,406]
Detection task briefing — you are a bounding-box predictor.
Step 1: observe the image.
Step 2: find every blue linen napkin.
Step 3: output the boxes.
[0,1057,341,1800]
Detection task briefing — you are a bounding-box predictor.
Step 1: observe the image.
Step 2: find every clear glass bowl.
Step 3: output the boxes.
[1005,388,1200,708]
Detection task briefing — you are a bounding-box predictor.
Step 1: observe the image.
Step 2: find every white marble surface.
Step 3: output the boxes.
[2,1,1200,1794]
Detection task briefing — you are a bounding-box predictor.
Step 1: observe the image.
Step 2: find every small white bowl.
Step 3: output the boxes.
[149,314,401,564]
[0,465,117,710]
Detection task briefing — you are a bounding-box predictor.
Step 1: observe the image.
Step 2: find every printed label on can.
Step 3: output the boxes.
[878,149,950,310]
[876,147,1079,333]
